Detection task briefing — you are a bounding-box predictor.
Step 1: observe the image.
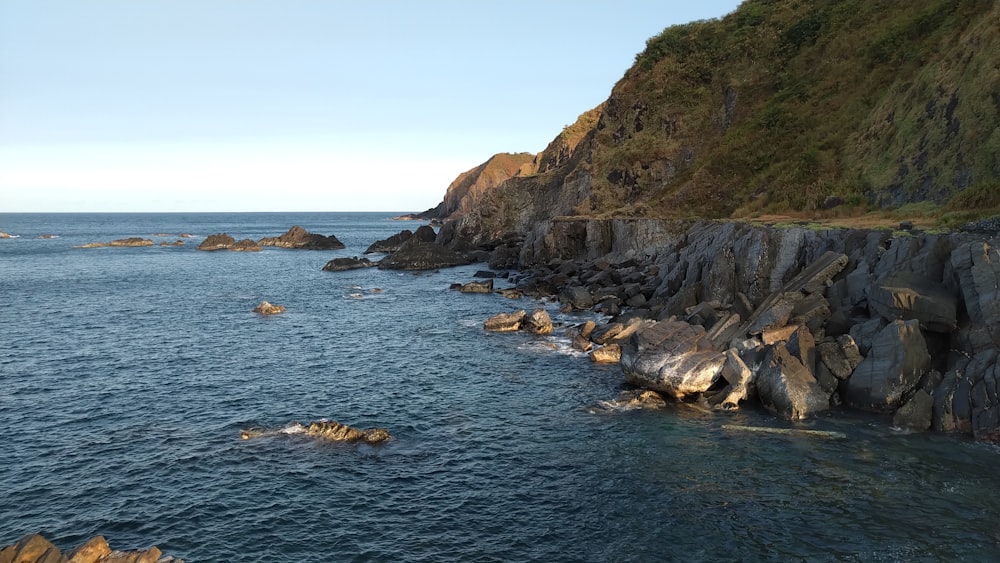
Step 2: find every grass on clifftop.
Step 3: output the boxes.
[576,0,999,227]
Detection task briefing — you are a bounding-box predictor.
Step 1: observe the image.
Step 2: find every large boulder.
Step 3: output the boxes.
[258,225,345,249]
[966,350,1000,442]
[710,348,755,410]
[756,344,830,420]
[846,319,931,412]
[525,308,554,335]
[377,238,472,270]
[559,286,594,311]
[868,271,958,332]
[621,319,726,399]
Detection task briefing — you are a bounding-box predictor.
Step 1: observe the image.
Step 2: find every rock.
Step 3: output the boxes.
[79,237,155,248]
[951,240,1000,325]
[590,322,624,345]
[377,238,471,270]
[0,231,12,238]
[240,420,391,444]
[0,534,172,563]
[459,279,494,293]
[817,335,863,380]
[786,326,817,374]
[893,389,933,431]
[710,348,755,410]
[596,389,667,410]
[413,224,437,242]
[197,233,262,251]
[966,350,1000,442]
[254,301,285,315]
[590,344,622,363]
[258,225,345,249]
[558,286,594,310]
[848,317,885,355]
[484,310,526,332]
[579,320,597,340]
[846,319,930,413]
[66,536,111,562]
[473,270,498,278]
[747,292,802,335]
[364,230,413,254]
[322,256,377,271]
[525,308,554,335]
[497,288,522,299]
[761,324,799,345]
[868,271,958,332]
[620,319,726,399]
[756,344,830,420]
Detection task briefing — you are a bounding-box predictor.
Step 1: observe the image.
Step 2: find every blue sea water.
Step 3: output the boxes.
[2,212,1000,562]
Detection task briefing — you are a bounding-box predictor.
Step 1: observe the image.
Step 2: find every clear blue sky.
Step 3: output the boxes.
[0,0,742,212]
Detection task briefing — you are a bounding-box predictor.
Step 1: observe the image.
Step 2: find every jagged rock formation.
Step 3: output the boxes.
[0,533,179,563]
[257,226,345,250]
[420,153,536,221]
[196,233,261,251]
[364,230,413,254]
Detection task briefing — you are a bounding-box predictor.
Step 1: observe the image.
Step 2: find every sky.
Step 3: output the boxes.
[0,1,743,212]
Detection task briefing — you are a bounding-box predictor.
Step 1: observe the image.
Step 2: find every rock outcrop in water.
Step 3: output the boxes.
[257,226,345,250]
[322,256,377,272]
[77,237,155,248]
[240,420,391,445]
[0,533,180,563]
[196,233,261,252]
[253,301,285,315]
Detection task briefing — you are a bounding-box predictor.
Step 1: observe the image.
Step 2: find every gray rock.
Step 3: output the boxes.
[893,389,933,431]
[848,317,886,355]
[817,335,862,380]
[621,319,726,399]
[846,319,931,413]
[967,350,1000,442]
[868,271,958,332]
[756,344,830,420]
[559,286,594,310]
[710,349,755,410]
[365,229,413,254]
[258,225,345,250]
[951,239,1000,326]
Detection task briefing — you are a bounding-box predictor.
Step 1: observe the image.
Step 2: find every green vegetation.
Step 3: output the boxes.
[573,0,1000,227]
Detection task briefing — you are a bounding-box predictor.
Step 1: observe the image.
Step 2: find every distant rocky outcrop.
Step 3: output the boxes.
[258,226,345,250]
[0,533,179,563]
[377,227,472,271]
[196,233,261,251]
[78,237,155,248]
[240,420,390,445]
[0,232,13,239]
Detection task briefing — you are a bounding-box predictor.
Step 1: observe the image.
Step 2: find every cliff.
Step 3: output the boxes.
[438,0,999,242]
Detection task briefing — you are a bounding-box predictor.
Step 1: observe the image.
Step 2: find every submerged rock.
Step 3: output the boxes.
[78,237,155,248]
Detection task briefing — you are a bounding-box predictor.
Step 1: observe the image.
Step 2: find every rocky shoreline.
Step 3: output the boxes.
[0,533,180,563]
[423,216,1000,442]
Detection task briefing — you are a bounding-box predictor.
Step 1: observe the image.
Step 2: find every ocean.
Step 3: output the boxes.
[2,212,999,562]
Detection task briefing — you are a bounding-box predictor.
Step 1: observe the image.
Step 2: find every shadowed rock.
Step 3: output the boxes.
[525,308,554,335]
[377,237,472,270]
[322,256,377,271]
[78,237,155,248]
[365,230,413,254]
[847,319,930,412]
[868,271,957,332]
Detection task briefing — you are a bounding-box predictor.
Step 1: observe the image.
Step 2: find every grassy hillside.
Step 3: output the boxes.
[576,0,999,225]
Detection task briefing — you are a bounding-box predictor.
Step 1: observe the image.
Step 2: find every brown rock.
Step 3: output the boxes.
[258,225,345,250]
[66,536,111,563]
[590,343,622,363]
[253,301,286,315]
[525,309,554,335]
[484,310,526,332]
